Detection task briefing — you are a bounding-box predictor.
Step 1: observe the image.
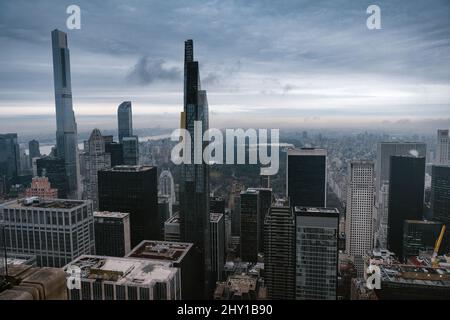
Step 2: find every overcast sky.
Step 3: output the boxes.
[0,0,449,134]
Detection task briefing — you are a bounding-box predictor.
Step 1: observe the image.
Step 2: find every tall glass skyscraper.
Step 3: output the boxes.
[387,156,425,261]
[118,101,133,143]
[51,29,79,199]
[179,39,211,297]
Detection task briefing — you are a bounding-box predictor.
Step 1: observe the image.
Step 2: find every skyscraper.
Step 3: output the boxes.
[387,156,425,261]
[287,148,327,208]
[0,133,20,191]
[94,211,131,257]
[295,207,339,300]
[51,29,80,199]
[374,142,427,247]
[264,201,295,300]
[253,188,272,253]
[98,166,159,247]
[81,129,111,210]
[345,161,375,276]
[28,139,41,165]
[118,101,133,143]
[240,189,259,263]
[122,136,139,165]
[210,213,225,286]
[25,176,58,198]
[179,39,211,296]
[436,130,450,165]
[431,165,450,224]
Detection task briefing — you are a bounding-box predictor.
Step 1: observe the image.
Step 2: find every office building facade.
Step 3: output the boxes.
[295,207,339,300]
[94,211,131,257]
[0,197,95,267]
[98,166,159,247]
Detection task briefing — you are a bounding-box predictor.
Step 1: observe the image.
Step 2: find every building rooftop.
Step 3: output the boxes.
[126,240,192,264]
[294,206,339,216]
[105,165,154,172]
[380,264,450,287]
[94,211,129,219]
[2,197,88,210]
[288,147,327,156]
[64,255,177,286]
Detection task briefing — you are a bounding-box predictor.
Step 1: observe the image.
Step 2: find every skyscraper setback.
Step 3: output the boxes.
[51,29,80,199]
[179,39,211,296]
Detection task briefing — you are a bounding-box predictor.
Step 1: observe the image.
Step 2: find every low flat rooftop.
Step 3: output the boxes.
[94,211,129,219]
[288,147,327,156]
[380,264,450,287]
[64,255,177,285]
[126,240,192,264]
[2,198,87,210]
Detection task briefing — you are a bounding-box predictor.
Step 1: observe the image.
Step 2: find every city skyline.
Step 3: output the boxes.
[0,0,449,134]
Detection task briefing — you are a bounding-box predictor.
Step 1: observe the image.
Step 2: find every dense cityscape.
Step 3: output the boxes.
[0,1,450,306]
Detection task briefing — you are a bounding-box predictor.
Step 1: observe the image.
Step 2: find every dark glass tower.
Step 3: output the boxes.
[0,134,20,192]
[287,148,327,208]
[431,165,450,223]
[240,189,259,263]
[387,156,425,261]
[98,166,159,247]
[51,29,79,199]
[264,202,295,300]
[179,39,211,297]
[117,101,133,143]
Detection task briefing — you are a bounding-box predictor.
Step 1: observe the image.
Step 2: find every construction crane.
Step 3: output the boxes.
[432,224,446,268]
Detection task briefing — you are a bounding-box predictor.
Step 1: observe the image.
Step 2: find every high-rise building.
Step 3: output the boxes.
[164,213,180,242]
[51,29,80,199]
[117,101,133,143]
[122,136,139,165]
[98,166,159,247]
[104,141,124,167]
[375,142,427,194]
[81,129,111,210]
[159,169,176,215]
[64,255,181,300]
[28,140,41,166]
[345,161,375,276]
[36,157,67,199]
[431,165,450,223]
[251,188,272,253]
[240,189,259,263]
[231,193,241,237]
[295,207,339,300]
[0,133,20,191]
[387,156,425,261]
[287,148,327,208]
[403,220,443,259]
[25,176,58,198]
[210,196,225,215]
[126,240,198,300]
[436,130,450,165]
[264,201,295,300]
[94,211,131,257]
[179,39,211,296]
[0,197,95,267]
[210,213,225,286]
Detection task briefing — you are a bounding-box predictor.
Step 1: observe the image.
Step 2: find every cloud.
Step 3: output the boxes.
[126,56,181,85]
